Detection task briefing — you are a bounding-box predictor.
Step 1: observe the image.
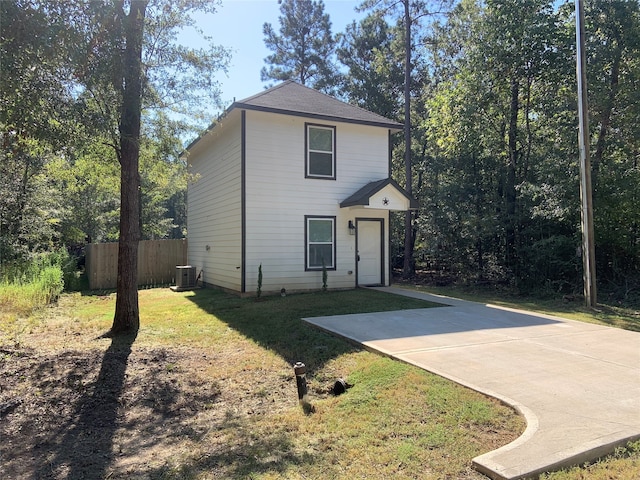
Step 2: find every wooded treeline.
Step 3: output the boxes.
[261,0,639,302]
[403,0,638,301]
[1,0,228,263]
[2,0,638,303]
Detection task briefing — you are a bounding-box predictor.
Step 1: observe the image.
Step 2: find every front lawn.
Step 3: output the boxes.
[1,287,522,479]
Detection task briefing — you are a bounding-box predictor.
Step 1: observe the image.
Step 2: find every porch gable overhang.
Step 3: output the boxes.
[340,178,418,211]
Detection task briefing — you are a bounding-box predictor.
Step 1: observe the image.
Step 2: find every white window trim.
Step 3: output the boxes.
[305,123,336,179]
[305,215,336,271]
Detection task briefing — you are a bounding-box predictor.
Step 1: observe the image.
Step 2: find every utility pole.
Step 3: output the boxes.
[575,0,597,307]
[402,0,414,278]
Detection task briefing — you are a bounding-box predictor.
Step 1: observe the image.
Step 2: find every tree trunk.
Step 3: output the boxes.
[592,49,620,190]
[402,0,414,278]
[505,76,519,270]
[472,153,484,276]
[111,0,147,335]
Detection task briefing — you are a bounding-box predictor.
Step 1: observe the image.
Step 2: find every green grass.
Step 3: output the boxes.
[178,286,514,478]
[128,287,442,368]
[0,251,71,318]
[0,266,64,317]
[391,282,640,478]
[539,440,640,480]
[5,285,638,479]
[398,283,640,332]
[2,287,523,479]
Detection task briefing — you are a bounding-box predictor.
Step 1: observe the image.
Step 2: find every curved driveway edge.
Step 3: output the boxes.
[302,287,640,479]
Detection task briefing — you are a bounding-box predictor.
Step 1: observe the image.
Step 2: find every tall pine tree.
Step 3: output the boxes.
[261,0,337,91]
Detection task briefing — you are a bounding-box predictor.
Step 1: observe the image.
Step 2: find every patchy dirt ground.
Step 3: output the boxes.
[0,340,299,480]
[1,290,524,480]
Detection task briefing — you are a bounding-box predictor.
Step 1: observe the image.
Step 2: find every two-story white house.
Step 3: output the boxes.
[185,80,417,295]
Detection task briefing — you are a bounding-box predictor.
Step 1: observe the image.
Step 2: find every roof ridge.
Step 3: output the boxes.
[237,80,400,125]
[235,80,294,104]
[187,80,403,152]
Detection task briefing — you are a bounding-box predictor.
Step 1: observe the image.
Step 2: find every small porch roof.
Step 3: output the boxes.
[340,178,418,211]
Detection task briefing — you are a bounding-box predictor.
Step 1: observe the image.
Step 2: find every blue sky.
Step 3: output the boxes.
[182,0,366,112]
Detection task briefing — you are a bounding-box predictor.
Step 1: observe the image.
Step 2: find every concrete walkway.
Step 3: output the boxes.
[303,287,640,480]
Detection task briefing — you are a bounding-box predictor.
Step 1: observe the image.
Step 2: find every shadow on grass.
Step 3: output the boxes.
[147,421,315,480]
[33,332,137,480]
[396,280,640,332]
[185,287,440,370]
[185,288,370,369]
[0,330,225,480]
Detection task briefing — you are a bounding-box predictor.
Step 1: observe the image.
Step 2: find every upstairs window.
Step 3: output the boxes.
[306,124,336,179]
[305,216,336,270]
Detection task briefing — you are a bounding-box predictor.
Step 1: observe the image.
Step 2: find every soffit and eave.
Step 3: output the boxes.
[184,80,404,154]
[340,178,418,212]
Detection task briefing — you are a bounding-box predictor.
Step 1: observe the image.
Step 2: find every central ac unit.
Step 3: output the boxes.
[176,265,196,288]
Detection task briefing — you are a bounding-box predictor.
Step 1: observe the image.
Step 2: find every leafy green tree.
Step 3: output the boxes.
[0,1,78,264]
[358,0,453,278]
[92,0,228,334]
[3,0,229,333]
[262,0,337,91]
[473,0,559,272]
[107,0,147,334]
[0,138,61,261]
[46,145,121,246]
[417,0,572,286]
[342,0,638,300]
[139,136,188,240]
[47,129,187,248]
[412,0,639,300]
[583,0,640,295]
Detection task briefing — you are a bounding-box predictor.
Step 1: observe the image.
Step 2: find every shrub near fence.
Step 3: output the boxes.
[85,239,188,290]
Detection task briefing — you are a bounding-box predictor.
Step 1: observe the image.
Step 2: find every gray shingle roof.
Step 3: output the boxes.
[185,80,403,152]
[233,80,403,130]
[340,178,418,209]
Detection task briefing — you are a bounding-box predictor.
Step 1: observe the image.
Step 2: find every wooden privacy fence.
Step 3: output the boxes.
[85,239,188,290]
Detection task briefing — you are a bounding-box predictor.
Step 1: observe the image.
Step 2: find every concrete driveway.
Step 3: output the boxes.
[303,287,640,480]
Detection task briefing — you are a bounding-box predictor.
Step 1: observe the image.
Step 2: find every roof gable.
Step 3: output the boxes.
[232,80,403,130]
[340,178,418,211]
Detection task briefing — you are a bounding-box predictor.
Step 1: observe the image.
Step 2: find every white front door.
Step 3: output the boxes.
[357,219,383,286]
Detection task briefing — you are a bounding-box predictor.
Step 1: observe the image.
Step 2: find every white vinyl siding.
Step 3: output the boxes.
[243,110,391,293]
[186,112,242,291]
